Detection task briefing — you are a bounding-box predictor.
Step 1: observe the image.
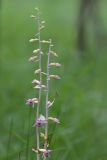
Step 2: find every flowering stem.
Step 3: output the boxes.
[27,8,61,159]
[36,10,42,160]
[44,39,52,149]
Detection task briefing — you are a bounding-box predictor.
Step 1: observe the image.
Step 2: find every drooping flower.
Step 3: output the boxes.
[35,115,47,127]
[43,150,51,158]
[32,148,51,158]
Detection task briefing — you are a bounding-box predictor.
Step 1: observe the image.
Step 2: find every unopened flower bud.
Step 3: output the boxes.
[49,63,61,67]
[40,51,44,55]
[41,21,45,24]
[47,99,55,108]
[29,56,38,62]
[32,79,41,85]
[29,38,39,43]
[39,26,45,30]
[48,117,60,124]
[50,51,58,57]
[41,85,46,88]
[49,75,61,80]
[41,72,47,75]
[33,49,40,54]
[34,69,41,74]
[34,85,41,89]
[32,148,38,153]
[34,84,46,89]
[41,40,50,44]
[35,7,39,11]
[40,132,46,139]
[30,15,36,18]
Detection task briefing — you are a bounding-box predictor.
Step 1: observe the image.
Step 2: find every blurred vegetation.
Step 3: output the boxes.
[1,0,107,159]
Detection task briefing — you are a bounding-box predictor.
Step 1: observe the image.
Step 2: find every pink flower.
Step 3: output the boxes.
[43,150,51,158]
[26,99,34,106]
[36,115,47,127]
[26,98,38,106]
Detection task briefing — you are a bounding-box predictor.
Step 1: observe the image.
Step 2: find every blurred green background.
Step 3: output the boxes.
[1,0,107,159]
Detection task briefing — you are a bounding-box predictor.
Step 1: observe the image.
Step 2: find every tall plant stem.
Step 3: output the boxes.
[36,10,42,160]
[45,39,52,149]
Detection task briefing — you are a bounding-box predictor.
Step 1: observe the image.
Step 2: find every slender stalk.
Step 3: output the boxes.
[44,39,52,149]
[36,10,42,160]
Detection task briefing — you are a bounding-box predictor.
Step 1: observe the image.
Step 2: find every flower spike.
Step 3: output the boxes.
[26,8,61,160]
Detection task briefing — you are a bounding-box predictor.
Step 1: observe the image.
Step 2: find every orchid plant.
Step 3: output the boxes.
[26,8,61,160]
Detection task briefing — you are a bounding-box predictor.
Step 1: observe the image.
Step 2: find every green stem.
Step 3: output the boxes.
[45,39,52,149]
[36,10,42,160]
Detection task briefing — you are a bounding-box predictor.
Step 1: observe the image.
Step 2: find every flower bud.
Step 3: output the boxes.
[32,148,38,153]
[34,85,46,89]
[29,56,38,62]
[41,85,46,88]
[40,132,46,139]
[34,69,41,74]
[34,85,41,89]
[32,79,41,85]
[49,75,61,80]
[48,117,60,124]
[49,63,61,67]
[29,38,39,43]
[47,99,55,108]
[41,72,47,75]
[41,21,45,24]
[33,49,40,54]
[41,40,50,44]
[39,26,45,30]
[50,51,58,57]
[30,15,36,18]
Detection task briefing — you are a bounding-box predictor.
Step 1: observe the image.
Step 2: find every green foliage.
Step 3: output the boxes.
[1,0,107,159]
